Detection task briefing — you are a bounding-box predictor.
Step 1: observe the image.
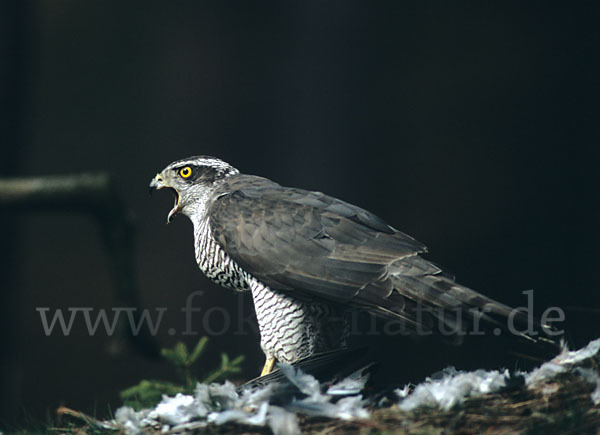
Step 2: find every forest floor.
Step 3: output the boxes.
[50,340,600,434]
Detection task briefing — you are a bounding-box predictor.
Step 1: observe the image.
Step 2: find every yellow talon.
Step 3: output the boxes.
[261,357,276,376]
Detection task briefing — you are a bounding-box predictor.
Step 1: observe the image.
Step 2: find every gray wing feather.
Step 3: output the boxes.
[209,175,553,340]
[210,176,425,303]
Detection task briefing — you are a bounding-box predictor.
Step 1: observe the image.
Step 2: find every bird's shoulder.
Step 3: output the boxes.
[208,174,427,256]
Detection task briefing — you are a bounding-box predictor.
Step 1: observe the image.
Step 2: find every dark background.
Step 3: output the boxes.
[1,1,598,426]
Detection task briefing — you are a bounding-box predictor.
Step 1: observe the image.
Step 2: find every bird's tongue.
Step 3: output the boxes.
[167,189,180,223]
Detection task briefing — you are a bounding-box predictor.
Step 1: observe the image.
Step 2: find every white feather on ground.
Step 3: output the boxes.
[113,338,600,434]
[114,363,370,435]
[525,338,600,386]
[396,338,600,411]
[397,367,510,412]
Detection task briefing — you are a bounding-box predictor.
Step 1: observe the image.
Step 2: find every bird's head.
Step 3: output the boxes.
[149,156,239,223]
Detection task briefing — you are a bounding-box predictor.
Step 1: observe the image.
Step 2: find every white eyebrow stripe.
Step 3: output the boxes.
[165,156,240,175]
[168,157,224,168]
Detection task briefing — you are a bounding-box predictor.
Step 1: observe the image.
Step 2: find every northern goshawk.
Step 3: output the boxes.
[150,156,555,376]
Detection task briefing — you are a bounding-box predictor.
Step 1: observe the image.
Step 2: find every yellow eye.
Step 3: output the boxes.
[179,166,193,178]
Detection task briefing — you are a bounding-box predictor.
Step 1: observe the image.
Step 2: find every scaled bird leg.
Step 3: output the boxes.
[261,357,276,376]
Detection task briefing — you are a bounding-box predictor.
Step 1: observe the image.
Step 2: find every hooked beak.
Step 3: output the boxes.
[149,174,181,223]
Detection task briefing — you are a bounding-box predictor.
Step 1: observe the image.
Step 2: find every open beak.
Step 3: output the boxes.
[149,174,181,223]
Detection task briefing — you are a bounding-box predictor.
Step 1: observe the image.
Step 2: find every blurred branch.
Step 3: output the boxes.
[0,173,159,358]
[0,173,113,208]
[56,406,118,431]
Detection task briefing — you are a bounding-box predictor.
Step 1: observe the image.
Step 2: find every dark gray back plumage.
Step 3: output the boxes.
[209,175,419,299]
[207,174,549,338]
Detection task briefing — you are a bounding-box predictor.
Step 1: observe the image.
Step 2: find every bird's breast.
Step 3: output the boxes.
[193,220,251,291]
